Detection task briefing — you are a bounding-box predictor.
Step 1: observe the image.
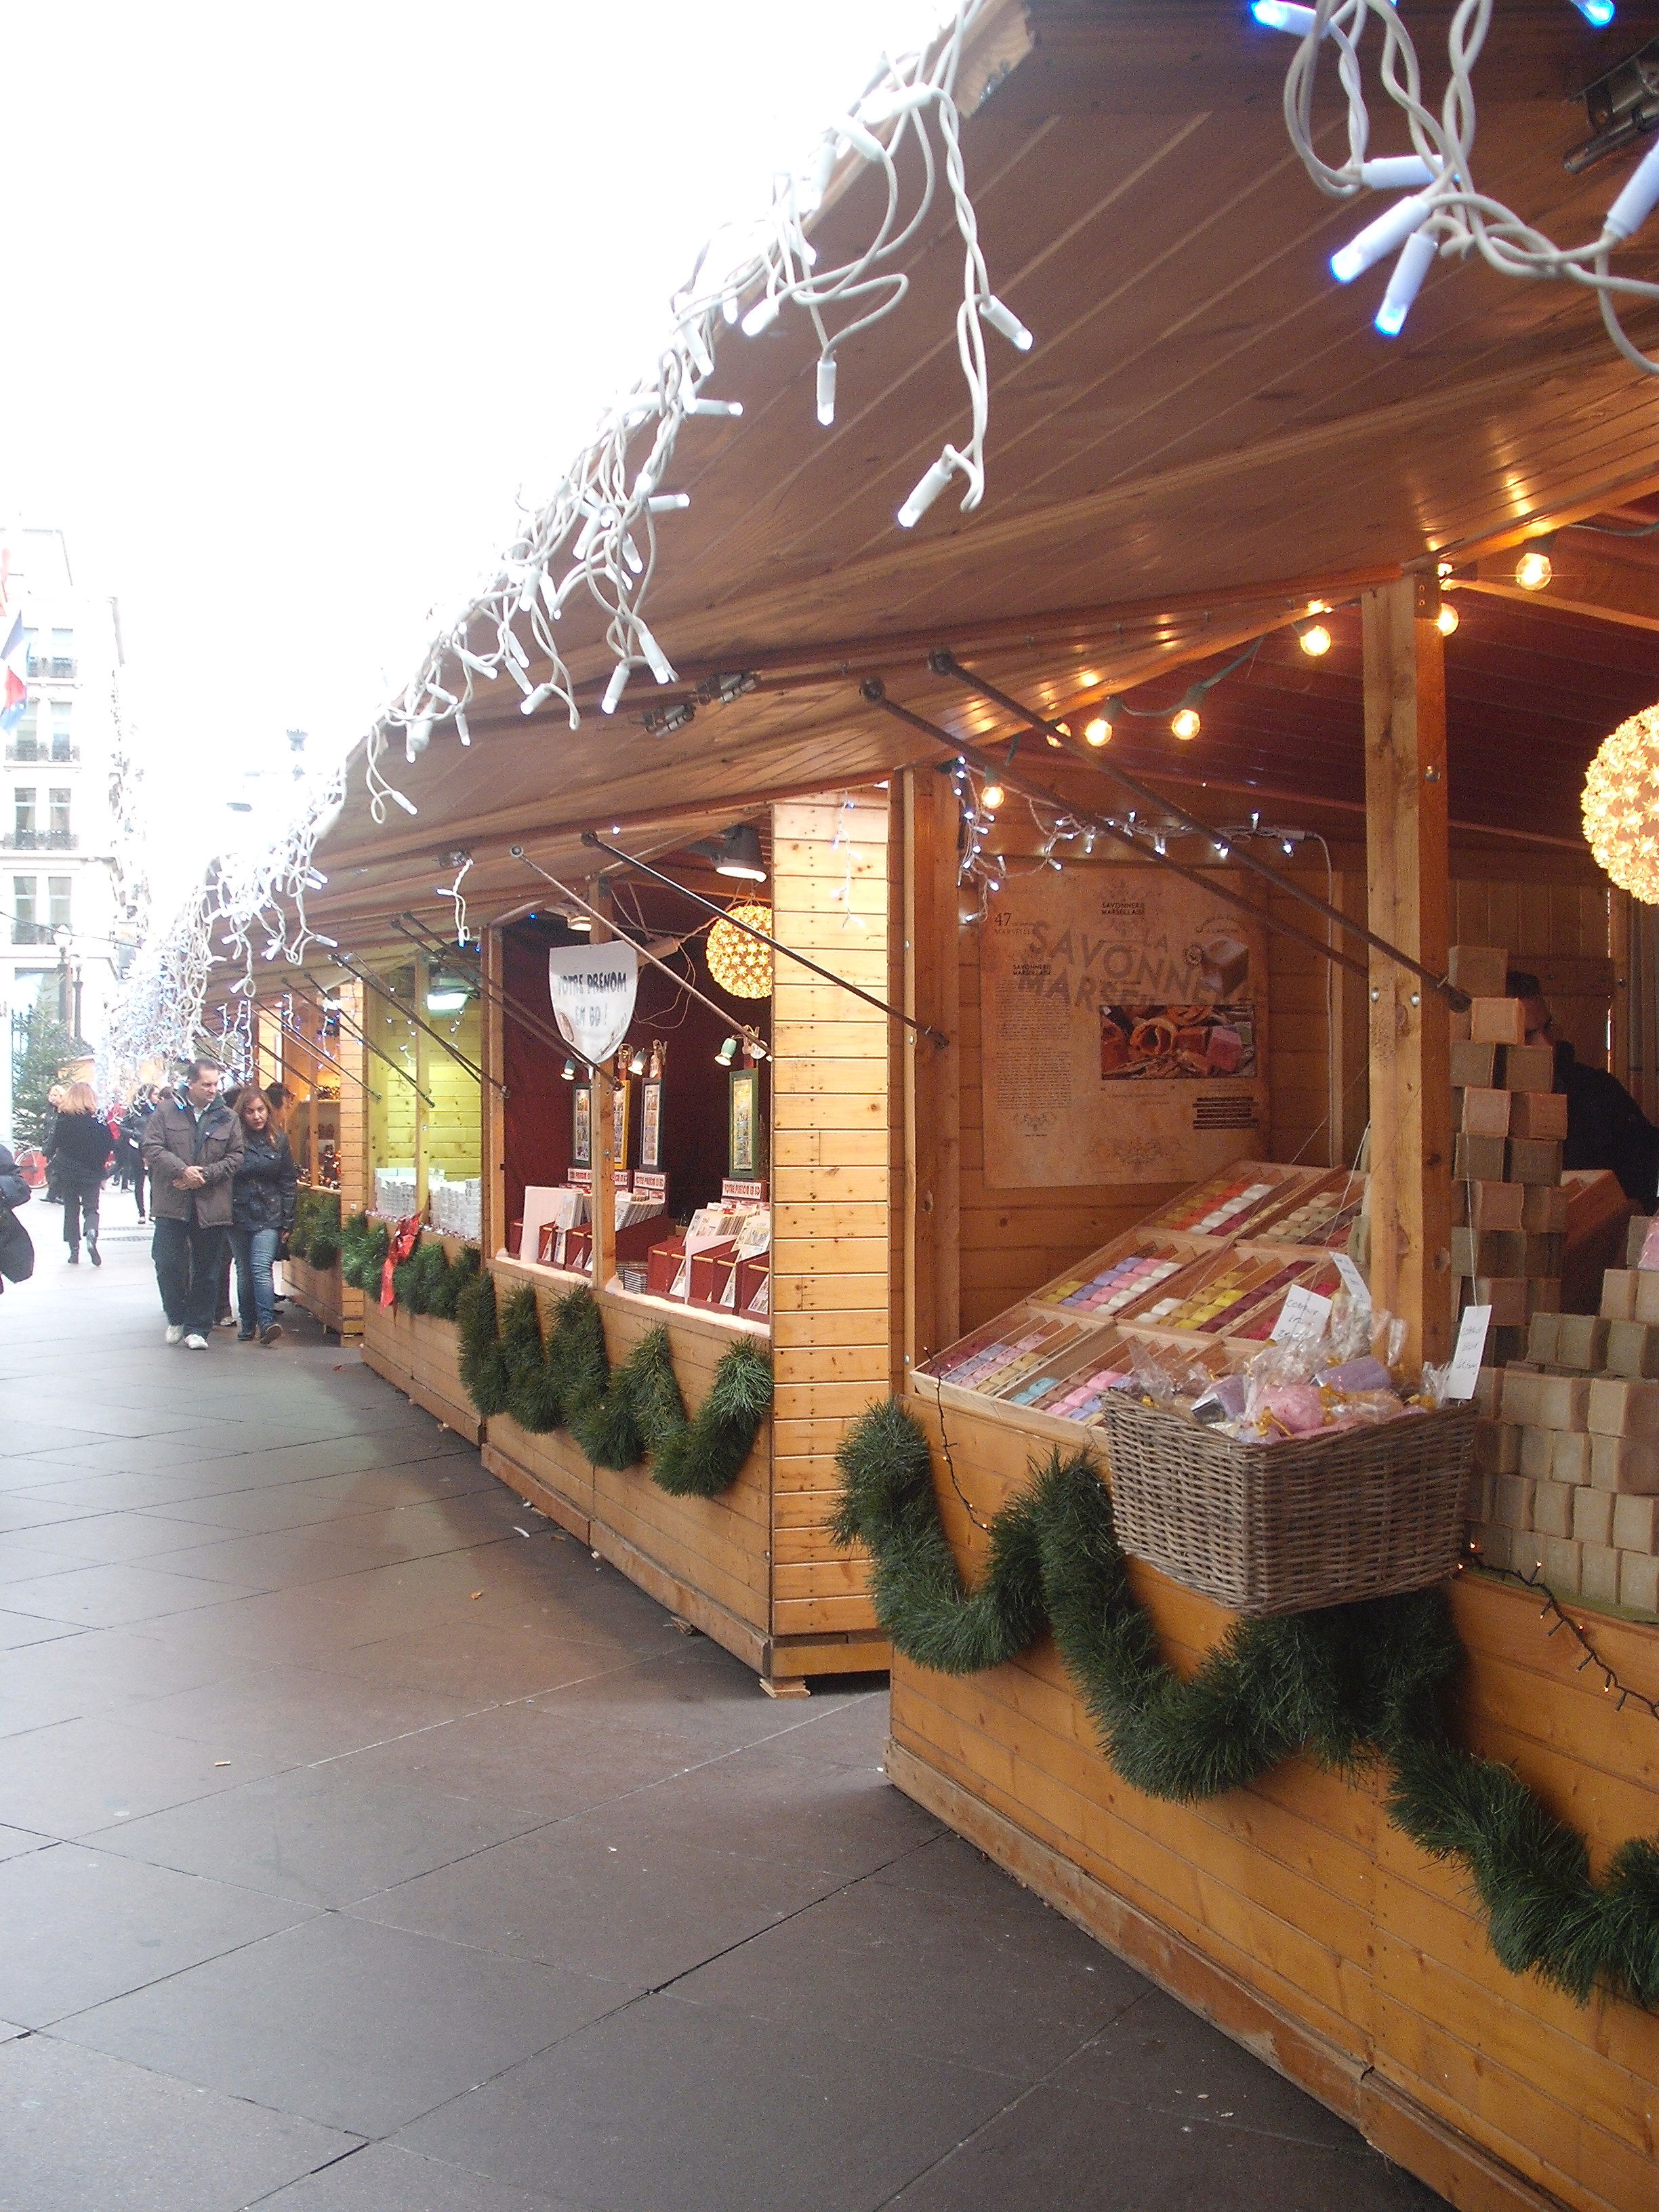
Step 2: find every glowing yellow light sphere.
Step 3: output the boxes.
[1582,705,1659,905]
[707,903,775,998]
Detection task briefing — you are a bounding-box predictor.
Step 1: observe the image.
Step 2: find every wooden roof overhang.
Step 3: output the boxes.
[288,0,1659,951]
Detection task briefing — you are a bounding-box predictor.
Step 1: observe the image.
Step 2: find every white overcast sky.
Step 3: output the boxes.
[3,1,946,909]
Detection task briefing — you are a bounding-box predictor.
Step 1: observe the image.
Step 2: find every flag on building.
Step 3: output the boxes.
[0,606,26,731]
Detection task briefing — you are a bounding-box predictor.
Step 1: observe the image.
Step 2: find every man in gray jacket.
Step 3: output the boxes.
[141,1061,245,1348]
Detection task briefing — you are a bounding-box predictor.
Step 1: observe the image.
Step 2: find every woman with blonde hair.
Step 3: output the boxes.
[46,1081,115,1265]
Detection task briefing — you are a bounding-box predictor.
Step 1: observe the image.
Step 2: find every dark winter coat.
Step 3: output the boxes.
[0,1147,28,1213]
[231,1129,298,1232]
[142,1097,246,1227]
[47,1111,115,1185]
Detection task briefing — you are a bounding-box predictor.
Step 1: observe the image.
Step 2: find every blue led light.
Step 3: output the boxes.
[1570,0,1616,24]
[1250,0,1317,27]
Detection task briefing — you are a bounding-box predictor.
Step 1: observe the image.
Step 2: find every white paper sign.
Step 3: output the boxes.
[1443,1305,1492,1401]
[548,943,638,1066]
[1331,1252,1372,1313]
[1272,1285,1332,1345]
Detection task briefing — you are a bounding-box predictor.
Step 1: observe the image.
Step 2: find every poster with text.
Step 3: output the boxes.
[980,866,1269,1188]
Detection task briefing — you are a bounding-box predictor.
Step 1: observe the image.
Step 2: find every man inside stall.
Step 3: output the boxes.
[1508,969,1659,1209]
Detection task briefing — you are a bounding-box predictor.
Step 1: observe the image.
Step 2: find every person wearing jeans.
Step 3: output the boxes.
[141,1061,245,1347]
[227,1088,297,1343]
[45,1083,114,1265]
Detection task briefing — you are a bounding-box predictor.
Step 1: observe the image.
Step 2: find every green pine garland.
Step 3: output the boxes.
[453,1269,771,1496]
[288,1189,342,1271]
[834,1398,1659,2011]
[340,1212,390,1290]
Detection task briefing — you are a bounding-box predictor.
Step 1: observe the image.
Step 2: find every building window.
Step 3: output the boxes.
[49,788,70,839]
[13,876,36,930]
[50,628,73,658]
[14,787,35,840]
[47,876,71,930]
[48,701,72,760]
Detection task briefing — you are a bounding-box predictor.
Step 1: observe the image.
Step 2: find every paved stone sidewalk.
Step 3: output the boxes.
[0,1200,1442,2210]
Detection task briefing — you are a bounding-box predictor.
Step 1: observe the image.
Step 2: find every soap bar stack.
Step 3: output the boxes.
[1448,944,1564,1366]
[1467,1214,1659,1616]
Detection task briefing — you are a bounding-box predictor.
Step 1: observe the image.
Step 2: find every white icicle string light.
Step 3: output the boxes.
[109,762,349,1073]
[1268,0,1659,357]
[369,0,1021,782]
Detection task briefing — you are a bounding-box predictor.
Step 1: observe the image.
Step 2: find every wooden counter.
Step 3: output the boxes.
[359,1231,482,1442]
[476,1253,886,1692]
[277,1250,362,1340]
[889,1385,1659,2212]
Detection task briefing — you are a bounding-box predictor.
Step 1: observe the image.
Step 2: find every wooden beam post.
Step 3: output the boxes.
[482,925,507,1256]
[1362,577,1453,1369]
[899,769,960,1374]
[589,884,616,1293]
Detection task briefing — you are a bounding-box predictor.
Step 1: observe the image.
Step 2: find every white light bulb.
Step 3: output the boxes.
[602,663,632,716]
[684,394,744,417]
[634,622,676,686]
[455,710,470,746]
[647,493,690,513]
[405,718,432,761]
[740,295,780,337]
[504,628,529,668]
[1374,226,1437,336]
[391,791,419,817]
[1359,157,1436,191]
[520,683,555,717]
[979,295,1033,351]
[516,567,540,613]
[1605,131,1659,240]
[817,356,838,426]
[1331,188,1437,285]
[456,648,496,680]
[897,451,958,529]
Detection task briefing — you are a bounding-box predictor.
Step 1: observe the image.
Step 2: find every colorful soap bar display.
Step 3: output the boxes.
[919,1162,1371,1435]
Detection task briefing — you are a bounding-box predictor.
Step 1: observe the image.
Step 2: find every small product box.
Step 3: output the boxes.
[1469,998,1528,1045]
[1460,1088,1513,1139]
[1448,945,1511,998]
[688,1240,741,1309]
[1455,1134,1508,1182]
[1500,1043,1556,1092]
[646,1235,687,1300]
[1507,1138,1563,1187]
[1454,1228,1524,1277]
[1450,1041,1498,1088]
[1521,1185,1570,1233]
[1454,1180,1526,1233]
[1509,1091,1568,1141]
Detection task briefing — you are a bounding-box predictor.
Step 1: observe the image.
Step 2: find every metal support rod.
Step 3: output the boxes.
[508,849,770,1055]
[331,950,501,1094]
[574,832,951,1048]
[862,680,1374,985]
[267,1008,386,1106]
[931,649,1469,1010]
[388,914,598,1071]
[280,980,422,1107]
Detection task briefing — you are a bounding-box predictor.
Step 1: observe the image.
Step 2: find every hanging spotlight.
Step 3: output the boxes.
[567,912,592,933]
[1294,618,1332,657]
[1170,687,1204,741]
[1085,699,1120,746]
[714,823,766,882]
[561,1057,577,1081]
[1515,535,1556,592]
[628,1046,648,1077]
[716,1035,741,1067]
[980,781,1006,811]
[1435,599,1460,637]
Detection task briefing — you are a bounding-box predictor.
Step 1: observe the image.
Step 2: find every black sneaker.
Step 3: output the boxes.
[259,1322,285,1346]
[237,1329,255,1342]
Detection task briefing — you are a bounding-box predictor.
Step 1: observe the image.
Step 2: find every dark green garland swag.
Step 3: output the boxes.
[456,1269,772,1498]
[834,1398,1659,2011]
[287,1189,342,1271]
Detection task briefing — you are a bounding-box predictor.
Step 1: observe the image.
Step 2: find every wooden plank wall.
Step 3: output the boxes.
[361,1232,482,1442]
[769,795,893,1645]
[482,1257,772,1667]
[367,978,417,1189]
[888,1390,1659,2212]
[423,994,482,1182]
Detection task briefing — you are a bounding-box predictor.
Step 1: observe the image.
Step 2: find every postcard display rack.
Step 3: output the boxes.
[920,1161,1366,1448]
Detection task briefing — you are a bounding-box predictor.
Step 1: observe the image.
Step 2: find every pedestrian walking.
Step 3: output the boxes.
[228,1086,296,1345]
[45,1082,115,1266]
[42,1086,66,1204]
[141,1060,245,1349]
[0,1141,33,1295]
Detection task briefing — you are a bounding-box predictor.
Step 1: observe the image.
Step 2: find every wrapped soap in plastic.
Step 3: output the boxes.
[1190,1372,1249,1427]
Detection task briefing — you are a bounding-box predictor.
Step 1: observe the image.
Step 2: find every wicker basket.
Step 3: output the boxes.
[1097,1395,1475,1616]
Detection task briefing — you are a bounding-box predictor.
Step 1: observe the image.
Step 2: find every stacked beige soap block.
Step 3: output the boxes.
[1469,1214,1659,1615]
[1448,945,1566,1369]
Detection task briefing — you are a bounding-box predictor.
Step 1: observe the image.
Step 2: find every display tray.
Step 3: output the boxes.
[918,1162,1366,1440]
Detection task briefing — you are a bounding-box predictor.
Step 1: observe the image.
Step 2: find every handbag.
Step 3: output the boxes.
[0,1203,34,1284]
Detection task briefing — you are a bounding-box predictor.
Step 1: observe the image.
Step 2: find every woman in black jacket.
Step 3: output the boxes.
[228,1087,298,1343]
[46,1082,115,1265]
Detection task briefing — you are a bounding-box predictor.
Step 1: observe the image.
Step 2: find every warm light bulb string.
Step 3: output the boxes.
[1462,1542,1659,1725]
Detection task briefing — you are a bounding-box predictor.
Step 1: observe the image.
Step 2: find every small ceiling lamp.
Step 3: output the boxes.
[707,902,774,999]
[567,911,592,933]
[692,823,767,882]
[1086,697,1122,746]
[560,1057,577,1081]
[716,1035,740,1067]
[979,780,1006,811]
[1435,599,1460,637]
[1294,617,1332,657]
[1584,703,1659,905]
[1515,535,1555,592]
